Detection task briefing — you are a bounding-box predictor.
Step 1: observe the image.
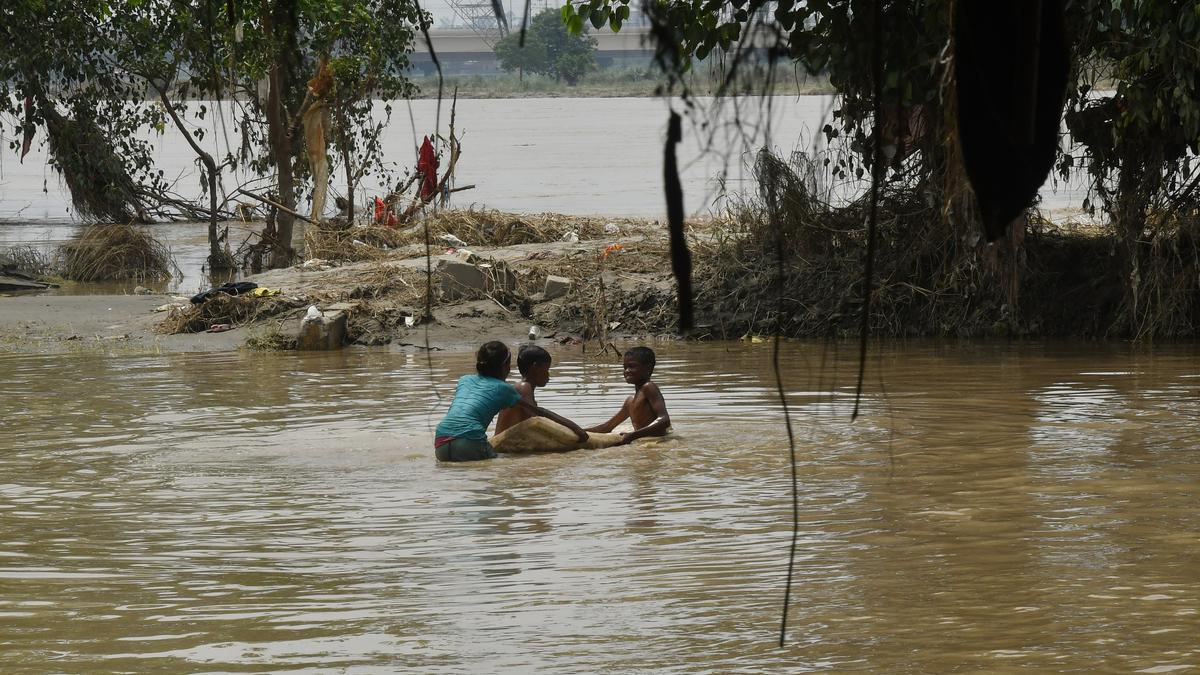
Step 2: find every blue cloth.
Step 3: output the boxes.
[435,374,522,441]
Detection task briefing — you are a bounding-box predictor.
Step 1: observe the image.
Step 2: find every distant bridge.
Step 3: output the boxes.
[410,27,656,75]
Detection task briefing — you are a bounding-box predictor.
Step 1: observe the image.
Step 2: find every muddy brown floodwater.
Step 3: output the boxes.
[2,341,1199,672]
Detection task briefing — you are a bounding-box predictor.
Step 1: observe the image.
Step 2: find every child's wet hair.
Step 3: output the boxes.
[517,344,551,375]
[476,341,511,378]
[624,346,656,371]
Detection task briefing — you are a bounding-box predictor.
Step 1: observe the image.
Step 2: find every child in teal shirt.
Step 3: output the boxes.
[434,341,587,461]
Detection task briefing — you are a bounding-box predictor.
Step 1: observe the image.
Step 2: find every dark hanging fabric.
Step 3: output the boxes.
[954,0,1069,241]
[664,111,692,333]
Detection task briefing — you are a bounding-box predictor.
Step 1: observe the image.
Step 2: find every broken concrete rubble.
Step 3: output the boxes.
[436,259,517,300]
[543,275,572,300]
[297,309,348,350]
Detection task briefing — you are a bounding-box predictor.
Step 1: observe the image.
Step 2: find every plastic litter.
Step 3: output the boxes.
[304,305,321,322]
[560,231,580,244]
[604,222,620,234]
[528,325,541,340]
[440,233,469,248]
[404,315,417,327]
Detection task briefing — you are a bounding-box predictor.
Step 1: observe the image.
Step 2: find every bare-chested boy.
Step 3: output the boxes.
[587,346,671,445]
[495,345,585,436]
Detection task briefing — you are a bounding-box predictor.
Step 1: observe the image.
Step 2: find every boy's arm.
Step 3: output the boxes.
[515,399,589,442]
[586,400,629,433]
[619,383,671,444]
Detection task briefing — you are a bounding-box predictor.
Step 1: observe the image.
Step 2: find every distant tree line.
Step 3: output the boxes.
[494,8,598,86]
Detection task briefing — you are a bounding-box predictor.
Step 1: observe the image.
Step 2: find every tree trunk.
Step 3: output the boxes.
[152,85,229,269]
[267,63,296,268]
[1112,146,1161,334]
[33,91,148,224]
[264,0,301,269]
[337,104,355,223]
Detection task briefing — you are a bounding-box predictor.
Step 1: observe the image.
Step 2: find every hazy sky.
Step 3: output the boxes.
[424,0,565,28]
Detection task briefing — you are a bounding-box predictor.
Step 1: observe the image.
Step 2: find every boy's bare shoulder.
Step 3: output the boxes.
[640,380,665,398]
[514,381,534,394]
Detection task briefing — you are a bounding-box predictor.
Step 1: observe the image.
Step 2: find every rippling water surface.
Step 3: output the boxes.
[3,342,1199,672]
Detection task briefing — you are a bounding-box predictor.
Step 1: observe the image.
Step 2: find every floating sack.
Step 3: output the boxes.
[491,417,622,453]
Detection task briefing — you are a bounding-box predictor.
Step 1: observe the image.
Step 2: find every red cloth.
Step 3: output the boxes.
[373,196,398,227]
[417,135,439,200]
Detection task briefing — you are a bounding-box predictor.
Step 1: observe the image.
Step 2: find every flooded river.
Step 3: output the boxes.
[3,341,1199,672]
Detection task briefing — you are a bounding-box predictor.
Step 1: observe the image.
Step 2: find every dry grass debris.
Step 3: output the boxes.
[57,224,177,282]
[304,224,407,262]
[403,209,646,247]
[157,293,306,334]
[1,245,54,277]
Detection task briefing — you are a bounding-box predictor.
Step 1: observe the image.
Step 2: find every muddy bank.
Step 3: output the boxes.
[0,205,1169,355]
[0,212,682,355]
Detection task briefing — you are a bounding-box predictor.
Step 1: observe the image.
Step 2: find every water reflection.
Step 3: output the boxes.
[3,342,1200,671]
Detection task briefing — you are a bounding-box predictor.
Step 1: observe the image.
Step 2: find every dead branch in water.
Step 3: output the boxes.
[237,189,319,225]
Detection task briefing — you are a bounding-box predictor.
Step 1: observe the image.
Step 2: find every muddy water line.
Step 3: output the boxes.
[2,342,1199,671]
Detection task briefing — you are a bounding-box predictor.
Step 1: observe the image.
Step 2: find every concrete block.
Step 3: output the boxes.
[438,259,517,300]
[297,310,347,350]
[438,260,487,300]
[543,275,572,300]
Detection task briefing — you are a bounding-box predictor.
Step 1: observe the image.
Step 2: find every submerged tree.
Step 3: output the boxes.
[1064,0,1200,335]
[210,0,428,267]
[565,0,1200,337]
[105,0,237,270]
[1,0,428,270]
[496,8,598,85]
[0,0,170,224]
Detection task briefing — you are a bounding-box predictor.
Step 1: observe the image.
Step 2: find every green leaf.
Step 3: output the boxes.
[590,7,608,29]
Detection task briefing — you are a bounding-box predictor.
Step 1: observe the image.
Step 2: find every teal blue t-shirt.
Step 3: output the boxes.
[435,374,522,441]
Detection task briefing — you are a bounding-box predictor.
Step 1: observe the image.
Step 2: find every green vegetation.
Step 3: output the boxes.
[0,0,428,271]
[495,8,598,85]
[561,0,1200,338]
